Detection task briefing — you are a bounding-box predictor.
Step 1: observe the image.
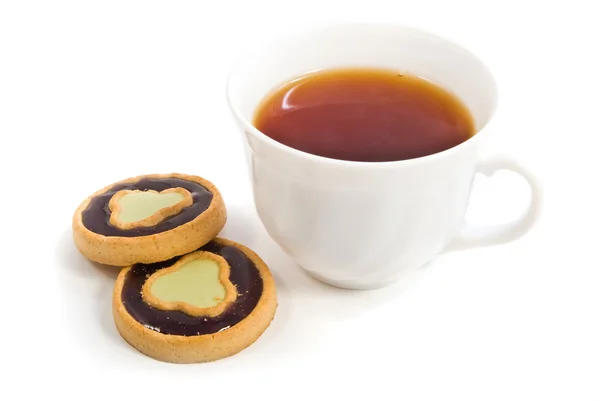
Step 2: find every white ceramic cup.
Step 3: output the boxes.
[226,23,542,290]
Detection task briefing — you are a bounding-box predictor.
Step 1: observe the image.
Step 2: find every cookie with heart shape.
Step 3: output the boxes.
[72,173,226,266]
[112,237,277,363]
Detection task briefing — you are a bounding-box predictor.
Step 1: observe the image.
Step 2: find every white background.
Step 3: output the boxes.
[1,1,599,400]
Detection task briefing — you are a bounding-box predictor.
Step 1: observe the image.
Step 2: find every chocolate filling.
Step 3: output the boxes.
[121,241,264,336]
[81,177,213,237]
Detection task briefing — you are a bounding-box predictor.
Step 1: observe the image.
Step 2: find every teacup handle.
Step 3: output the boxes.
[445,155,543,252]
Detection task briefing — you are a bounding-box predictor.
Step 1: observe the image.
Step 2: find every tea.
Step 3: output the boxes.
[253,68,475,162]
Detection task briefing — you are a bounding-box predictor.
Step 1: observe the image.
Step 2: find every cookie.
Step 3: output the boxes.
[112,237,277,363]
[72,173,226,266]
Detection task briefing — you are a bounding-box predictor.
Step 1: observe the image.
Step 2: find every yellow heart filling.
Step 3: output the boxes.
[141,251,238,317]
[115,191,186,224]
[150,259,226,308]
[107,187,193,230]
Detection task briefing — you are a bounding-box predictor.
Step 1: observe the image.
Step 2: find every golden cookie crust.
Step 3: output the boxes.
[112,237,278,364]
[72,173,227,266]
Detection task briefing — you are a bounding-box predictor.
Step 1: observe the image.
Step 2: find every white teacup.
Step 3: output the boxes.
[226,23,542,290]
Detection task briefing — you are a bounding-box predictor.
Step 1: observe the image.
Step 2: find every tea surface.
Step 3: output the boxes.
[253,68,475,162]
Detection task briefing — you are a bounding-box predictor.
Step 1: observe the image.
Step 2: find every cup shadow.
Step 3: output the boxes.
[219,202,425,358]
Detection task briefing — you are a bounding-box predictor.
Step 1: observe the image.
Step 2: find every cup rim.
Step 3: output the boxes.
[225,22,498,169]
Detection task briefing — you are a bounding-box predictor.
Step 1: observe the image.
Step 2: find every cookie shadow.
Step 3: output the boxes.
[54,202,423,363]
[55,228,134,357]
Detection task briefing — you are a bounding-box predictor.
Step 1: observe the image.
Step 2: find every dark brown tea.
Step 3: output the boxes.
[253,68,475,162]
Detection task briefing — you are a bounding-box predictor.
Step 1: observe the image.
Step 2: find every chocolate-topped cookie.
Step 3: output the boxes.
[112,237,277,363]
[72,173,226,266]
